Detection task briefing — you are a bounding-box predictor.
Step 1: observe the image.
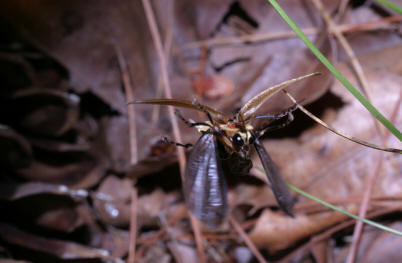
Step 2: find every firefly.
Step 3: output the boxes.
[129,72,319,228]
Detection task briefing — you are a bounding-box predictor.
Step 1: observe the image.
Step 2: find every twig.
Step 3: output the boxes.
[114,43,138,263]
[128,186,138,263]
[311,0,385,141]
[141,0,185,177]
[115,44,138,164]
[346,90,402,263]
[151,0,174,124]
[184,16,402,49]
[141,1,206,262]
[228,214,268,263]
[189,213,207,263]
[336,0,350,22]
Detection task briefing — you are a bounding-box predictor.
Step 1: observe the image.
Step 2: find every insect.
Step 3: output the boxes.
[129,72,320,228]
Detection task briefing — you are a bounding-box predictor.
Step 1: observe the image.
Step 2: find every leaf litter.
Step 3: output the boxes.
[0,0,401,262]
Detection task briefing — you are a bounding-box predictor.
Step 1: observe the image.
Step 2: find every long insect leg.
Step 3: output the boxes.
[258,112,294,137]
[256,103,298,120]
[193,100,215,124]
[162,136,193,148]
[256,105,297,138]
[174,109,212,128]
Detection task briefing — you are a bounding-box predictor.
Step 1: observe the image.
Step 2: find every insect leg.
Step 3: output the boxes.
[193,100,214,124]
[162,136,193,148]
[256,105,297,138]
[174,109,212,128]
[255,103,298,120]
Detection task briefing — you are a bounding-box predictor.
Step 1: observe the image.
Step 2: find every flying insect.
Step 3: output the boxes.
[129,72,320,228]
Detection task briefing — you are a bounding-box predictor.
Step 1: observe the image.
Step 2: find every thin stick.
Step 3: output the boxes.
[128,186,138,263]
[151,0,174,124]
[309,3,387,261]
[189,213,206,263]
[184,16,402,49]
[141,0,185,177]
[228,214,268,263]
[346,90,402,263]
[141,1,205,262]
[311,0,385,140]
[115,44,138,164]
[282,90,401,153]
[114,43,138,263]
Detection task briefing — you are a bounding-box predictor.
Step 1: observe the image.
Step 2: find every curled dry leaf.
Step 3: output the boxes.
[0,125,32,169]
[0,222,111,260]
[0,259,32,263]
[248,207,355,253]
[9,88,79,137]
[93,175,132,227]
[34,205,84,233]
[0,182,87,201]
[28,137,90,153]
[17,154,106,189]
[0,52,35,98]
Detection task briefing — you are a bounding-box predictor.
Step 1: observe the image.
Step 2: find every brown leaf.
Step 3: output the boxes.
[0,182,87,201]
[0,223,111,260]
[34,205,84,233]
[11,88,79,137]
[248,208,353,253]
[93,176,132,227]
[17,154,105,189]
[356,223,402,263]
[137,188,179,229]
[167,242,201,263]
[0,125,32,169]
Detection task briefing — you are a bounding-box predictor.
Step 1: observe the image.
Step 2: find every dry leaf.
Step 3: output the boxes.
[249,208,353,253]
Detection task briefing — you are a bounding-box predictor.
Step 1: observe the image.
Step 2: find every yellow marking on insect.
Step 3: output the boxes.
[196,121,212,133]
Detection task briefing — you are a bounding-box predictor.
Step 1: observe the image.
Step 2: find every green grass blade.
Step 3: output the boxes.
[287,183,402,236]
[375,0,402,14]
[268,0,402,141]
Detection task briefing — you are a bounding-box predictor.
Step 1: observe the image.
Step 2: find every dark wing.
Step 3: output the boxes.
[184,133,227,228]
[127,99,229,122]
[253,138,294,216]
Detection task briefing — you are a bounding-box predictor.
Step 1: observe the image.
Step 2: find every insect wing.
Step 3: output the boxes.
[253,138,294,216]
[184,133,227,228]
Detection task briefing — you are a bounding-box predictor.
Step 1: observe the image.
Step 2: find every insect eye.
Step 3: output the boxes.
[232,134,244,147]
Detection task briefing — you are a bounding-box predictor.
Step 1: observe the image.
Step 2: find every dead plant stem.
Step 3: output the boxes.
[141,1,205,262]
[115,43,138,263]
